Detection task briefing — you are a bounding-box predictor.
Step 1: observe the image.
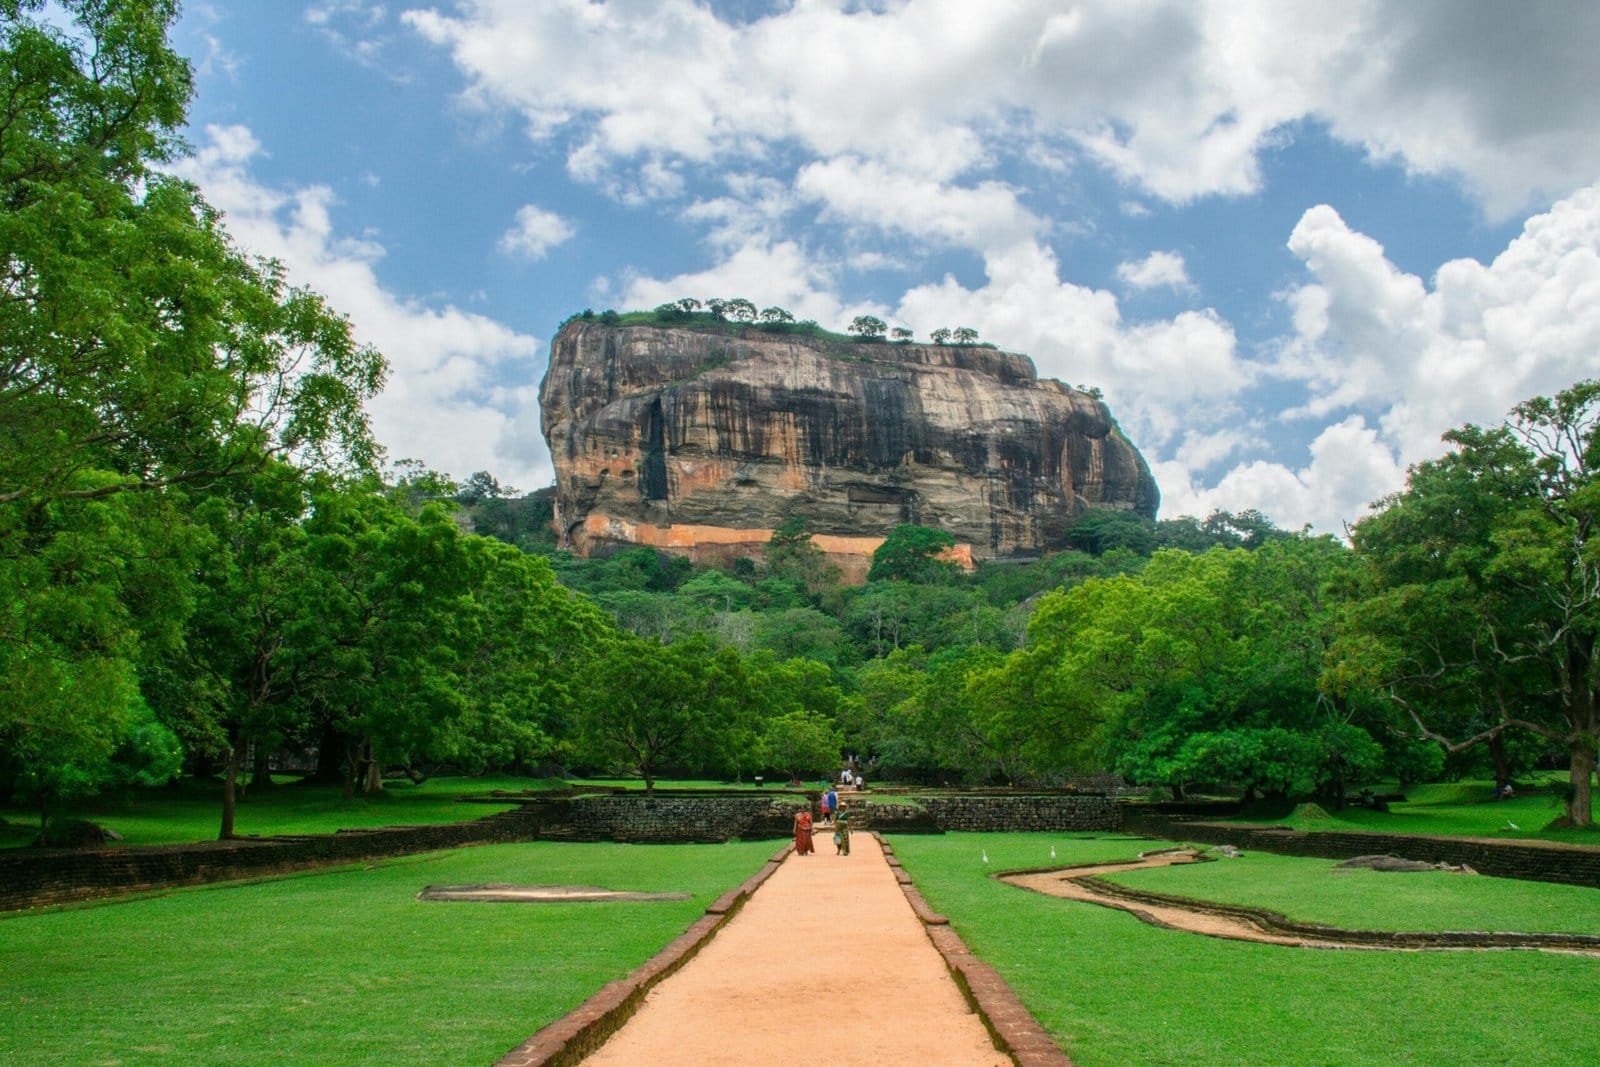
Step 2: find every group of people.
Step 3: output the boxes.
[791,783,851,856]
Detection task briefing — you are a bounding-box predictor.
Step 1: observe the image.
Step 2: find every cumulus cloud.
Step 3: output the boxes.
[172,124,552,488]
[304,0,392,67]
[1116,250,1194,291]
[403,0,1600,212]
[1151,183,1600,533]
[795,156,1039,253]
[1278,184,1600,465]
[498,204,575,260]
[1153,417,1408,534]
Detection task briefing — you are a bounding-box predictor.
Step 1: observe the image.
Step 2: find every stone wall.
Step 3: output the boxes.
[0,807,549,911]
[916,794,1121,832]
[1124,812,1600,889]
[567,794,801,842]
[565,792,1121,840]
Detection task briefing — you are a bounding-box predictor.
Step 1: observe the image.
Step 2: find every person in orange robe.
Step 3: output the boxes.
[793,807,814,855]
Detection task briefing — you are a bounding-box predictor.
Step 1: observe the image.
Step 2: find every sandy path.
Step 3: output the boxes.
[583,832,1009,1067]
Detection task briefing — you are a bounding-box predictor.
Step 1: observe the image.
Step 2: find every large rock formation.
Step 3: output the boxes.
[540,319,1158,580]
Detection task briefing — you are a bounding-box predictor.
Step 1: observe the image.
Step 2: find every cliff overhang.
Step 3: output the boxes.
[539,320,1158,581]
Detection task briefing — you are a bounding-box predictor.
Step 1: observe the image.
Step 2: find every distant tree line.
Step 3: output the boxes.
[566,301,988,348]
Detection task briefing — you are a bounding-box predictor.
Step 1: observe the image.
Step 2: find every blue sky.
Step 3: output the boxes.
[169,1,1600,534]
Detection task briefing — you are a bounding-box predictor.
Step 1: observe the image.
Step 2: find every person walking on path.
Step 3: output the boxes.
[833,803,851,856]
[821,786,837,826]
[793,807,814,855]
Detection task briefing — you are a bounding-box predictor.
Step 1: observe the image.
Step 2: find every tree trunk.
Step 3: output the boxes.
[363,742,384,794]
[1488,732,1511,789]
[250,740,274,791]
[219,736,239,840]
[342,737,361,801]
[1561,636,1596,827]
[310,720,348,783]
[1568,741,1595,828]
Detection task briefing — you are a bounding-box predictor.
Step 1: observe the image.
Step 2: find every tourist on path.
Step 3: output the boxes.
[822,786,837,825]
[793,807,814,855]
[834,803,851,856]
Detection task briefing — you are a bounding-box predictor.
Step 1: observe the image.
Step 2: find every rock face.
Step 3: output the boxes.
[540,320,1159,580]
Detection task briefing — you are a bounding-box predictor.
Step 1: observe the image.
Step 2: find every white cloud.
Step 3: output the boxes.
[1116,250,1193,291]
[173,124,551,488]
[403,0,1600,213]
[1158,183,1600,534]
[795,156,1039,253]
[305,0,392,66]
[498,204,575,260]
[1153,417,1407,534]
[1278,184,1600,466]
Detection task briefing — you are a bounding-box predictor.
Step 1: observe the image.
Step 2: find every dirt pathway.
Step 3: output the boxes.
[582,832,1008,1067]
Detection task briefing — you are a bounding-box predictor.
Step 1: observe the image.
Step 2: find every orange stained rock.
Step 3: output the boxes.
[574,512,976,581]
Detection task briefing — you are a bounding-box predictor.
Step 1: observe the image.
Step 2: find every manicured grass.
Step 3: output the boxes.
[0,775,554,848]
[0,839,776,1065]
[1241,776,1600,845]
[1102,850,1600,934]
[889,832,1600,1066]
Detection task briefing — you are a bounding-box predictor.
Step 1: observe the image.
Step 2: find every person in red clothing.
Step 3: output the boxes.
[792,807,814,854]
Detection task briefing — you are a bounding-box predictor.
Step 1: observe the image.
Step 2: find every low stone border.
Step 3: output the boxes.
[495,843,793,1067]
[0,806,553,912]
[877,835,1073,1067]
[1122,811,1600,889]
[1072,870,1600,953]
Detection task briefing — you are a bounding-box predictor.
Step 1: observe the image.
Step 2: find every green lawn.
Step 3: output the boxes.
[889,832,1600,1066]
[0,839,775,1065]
[1101,850,1600,935]
[1239,776,1600,845]
[0,775,560,848]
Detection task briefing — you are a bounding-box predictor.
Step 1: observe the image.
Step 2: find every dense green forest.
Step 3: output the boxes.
[4,3,1597,840]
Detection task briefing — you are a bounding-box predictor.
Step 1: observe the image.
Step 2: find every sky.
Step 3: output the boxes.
[168,0,1600,535]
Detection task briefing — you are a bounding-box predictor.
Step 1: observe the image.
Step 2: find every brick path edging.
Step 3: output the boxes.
[877,835,1073,1067]
[495,843,794,1067]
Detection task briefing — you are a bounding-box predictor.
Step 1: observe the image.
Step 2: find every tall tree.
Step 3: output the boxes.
[576,633,750,792]
[175,463,316,837]
[297,486,478,797]
[1341,381,1600,825]
[0,1,384,818]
